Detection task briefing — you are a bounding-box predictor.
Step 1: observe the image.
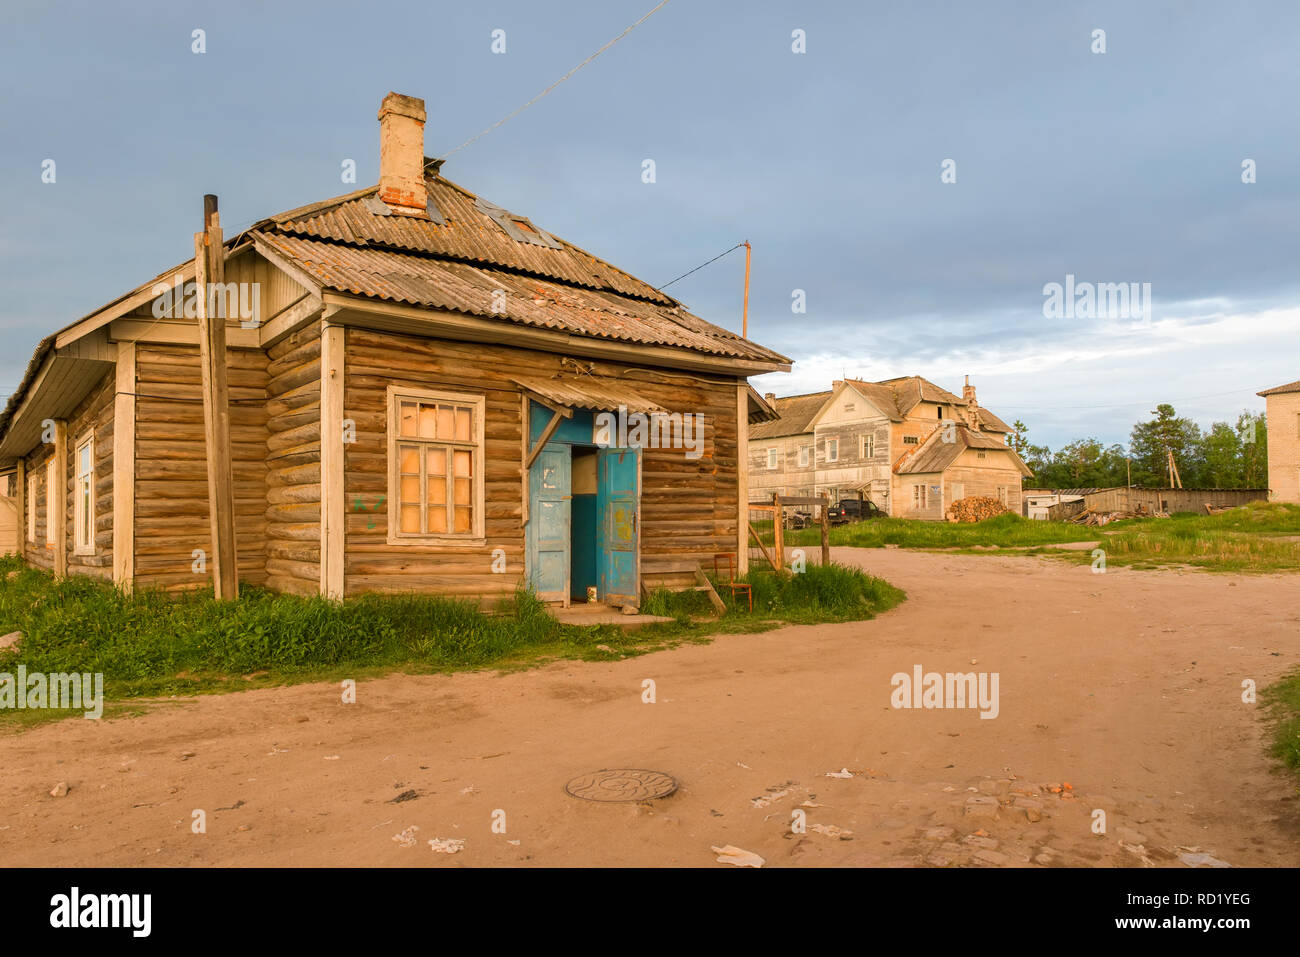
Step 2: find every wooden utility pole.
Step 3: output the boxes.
[771,490,784,571]
[195,194,239,599]
[819,493,830,568]
[741,240,751,338]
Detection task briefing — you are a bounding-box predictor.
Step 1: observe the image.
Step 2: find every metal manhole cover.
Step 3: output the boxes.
[565,769,678,803]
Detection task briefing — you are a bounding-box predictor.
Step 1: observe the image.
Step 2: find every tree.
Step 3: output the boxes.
[1129,404,1204,487]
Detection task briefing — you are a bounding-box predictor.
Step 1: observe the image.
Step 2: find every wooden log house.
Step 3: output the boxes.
[0,93,789,609]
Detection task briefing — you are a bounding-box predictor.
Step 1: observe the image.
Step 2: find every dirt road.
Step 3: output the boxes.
[3,549,1298,867]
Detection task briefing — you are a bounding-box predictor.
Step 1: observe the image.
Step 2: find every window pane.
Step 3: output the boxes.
[453,449,471,478]
[399,402,418,437]
[426,448,446,476]
[399,505,421,533]
[454,408,472,441]
[79,444,91,475]
[453,476,471,505]
[418,404,437,439]
[436,406,455,439]
[399,475,420,504]
[428,507,448,534]
[399,446,420,473]
[427,474,446,505]
[453,506,472,533]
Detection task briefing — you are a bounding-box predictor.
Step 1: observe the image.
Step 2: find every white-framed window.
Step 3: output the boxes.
[826,438,839,462]
[74,432,95,554]
[767,448,779,469]
[387,386,485,544]
[45,460,56,546]
[912,484,927,509]
[862,434,874,458]
[26,471,37,542]
[798,445,810,468]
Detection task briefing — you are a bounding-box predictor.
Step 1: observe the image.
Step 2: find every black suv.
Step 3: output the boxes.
[828,498,883,525]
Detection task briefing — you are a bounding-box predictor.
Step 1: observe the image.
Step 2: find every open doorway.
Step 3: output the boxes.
[570,445,599,602]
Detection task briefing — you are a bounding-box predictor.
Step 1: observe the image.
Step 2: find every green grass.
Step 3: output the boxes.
[761,501,1300,573]
[776,512,1104,549]
[1050,501,1300,573]
[0,555,904,729]
[1262,672,1300,775]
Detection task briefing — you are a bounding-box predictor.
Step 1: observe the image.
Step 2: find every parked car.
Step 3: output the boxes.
[786,510,814,530]
[828,498,883,525]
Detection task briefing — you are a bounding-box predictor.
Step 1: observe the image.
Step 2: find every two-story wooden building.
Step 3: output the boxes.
[748,375,1030,518]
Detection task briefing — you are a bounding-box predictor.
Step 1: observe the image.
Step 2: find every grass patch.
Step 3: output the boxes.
[0,555,903,729]
[775,512,1105,550]
[1262,671,1300,775]
[762,501,1300,573]
[1057,502,1300,573]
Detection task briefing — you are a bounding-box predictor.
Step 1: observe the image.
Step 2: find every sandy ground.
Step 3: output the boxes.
[2,548,1298,868]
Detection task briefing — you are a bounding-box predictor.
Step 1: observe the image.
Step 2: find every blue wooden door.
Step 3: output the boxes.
[597,447,639,607]
[527,444,571,602]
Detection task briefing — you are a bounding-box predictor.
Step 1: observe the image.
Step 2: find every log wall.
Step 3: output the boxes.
[264,320,322,595]
[342,327,742,598]
[64,371,115,580]
[134,344,269,590]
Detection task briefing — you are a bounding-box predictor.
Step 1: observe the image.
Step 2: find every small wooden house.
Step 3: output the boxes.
[0,92,788,608]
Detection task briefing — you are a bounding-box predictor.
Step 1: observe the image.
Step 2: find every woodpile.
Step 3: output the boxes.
[1068,503,1166,526]
[945,496,1010,523]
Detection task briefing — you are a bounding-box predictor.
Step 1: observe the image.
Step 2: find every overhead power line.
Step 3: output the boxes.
[658,242,745,291]
[439,0,672,160]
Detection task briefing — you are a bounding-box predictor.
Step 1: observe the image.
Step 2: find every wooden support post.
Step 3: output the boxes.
[525,407,568,469]
[195,194,238,599]
[320,324,346,599]
[14,460,24,562]
[113,343,136,591]
[772,491,783,572]
[736,381,749,574]
[820,493,830,567]
[52,419,67,579]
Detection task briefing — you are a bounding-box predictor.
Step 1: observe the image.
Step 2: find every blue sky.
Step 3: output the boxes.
[2,0,1297,449]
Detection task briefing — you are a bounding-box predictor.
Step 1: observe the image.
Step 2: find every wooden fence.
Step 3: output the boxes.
[746,493,830,572]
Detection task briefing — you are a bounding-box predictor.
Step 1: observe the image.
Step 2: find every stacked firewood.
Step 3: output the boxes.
[945,496,1010,523]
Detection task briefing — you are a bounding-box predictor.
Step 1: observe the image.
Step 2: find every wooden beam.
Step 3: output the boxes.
[113,343,136,592]
[108,318,261,349]
[525,408,566,470]
[820,493,830,568]
[320,323,346,599]
[772,491,784,572]
[195,195,239,599]
[258,293,323,350]
[14,460,24,562]
[736,381,749,574]
[321,293,792,377]
[52,419,67,579]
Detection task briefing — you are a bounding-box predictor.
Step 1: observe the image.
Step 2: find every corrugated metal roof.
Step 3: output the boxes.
[250,177,787,366]
[896,424,1032,476]
[255,232,784,363]
[1259,379,1300,396]
[749,391,833,439]
[512,375,667,415]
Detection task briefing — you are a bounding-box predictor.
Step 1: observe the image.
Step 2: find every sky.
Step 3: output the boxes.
[1,0,1297,450]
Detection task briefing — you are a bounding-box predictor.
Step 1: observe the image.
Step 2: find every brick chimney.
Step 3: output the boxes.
[962,375,980,429]
[378,92,429,218]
